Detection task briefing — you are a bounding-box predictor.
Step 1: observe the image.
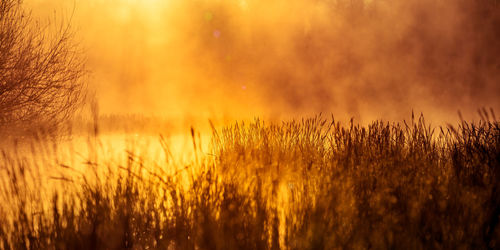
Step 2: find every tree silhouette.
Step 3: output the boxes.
[0,0,85,132]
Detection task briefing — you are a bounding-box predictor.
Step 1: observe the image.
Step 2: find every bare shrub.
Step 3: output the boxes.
[0,0,85,133]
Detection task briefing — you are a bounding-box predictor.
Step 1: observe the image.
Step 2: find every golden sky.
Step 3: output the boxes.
[27,0,500,123]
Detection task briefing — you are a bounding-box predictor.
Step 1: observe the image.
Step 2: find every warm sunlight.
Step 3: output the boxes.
[1,1,499,249]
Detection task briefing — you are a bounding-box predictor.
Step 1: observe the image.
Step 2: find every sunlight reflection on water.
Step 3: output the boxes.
[0,132,211,190]
[62,132,211,167]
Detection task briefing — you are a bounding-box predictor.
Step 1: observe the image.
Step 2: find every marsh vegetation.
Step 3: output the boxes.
[1,0,499,249]
[0,111,498,249]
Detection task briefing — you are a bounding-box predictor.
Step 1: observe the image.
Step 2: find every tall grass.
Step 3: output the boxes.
[0,112,499,249]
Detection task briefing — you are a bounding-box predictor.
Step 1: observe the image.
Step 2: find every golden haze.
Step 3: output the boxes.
[27,0,500,123]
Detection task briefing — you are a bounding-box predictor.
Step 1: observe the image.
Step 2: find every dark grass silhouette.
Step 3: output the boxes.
[0,111,499,249]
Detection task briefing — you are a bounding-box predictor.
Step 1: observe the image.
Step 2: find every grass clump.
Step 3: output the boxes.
[0,112,499,249]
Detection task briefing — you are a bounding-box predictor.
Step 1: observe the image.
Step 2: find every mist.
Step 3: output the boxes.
[27,0,500,124]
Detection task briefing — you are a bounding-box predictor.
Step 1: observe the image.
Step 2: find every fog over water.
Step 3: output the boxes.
[27,0,500,124]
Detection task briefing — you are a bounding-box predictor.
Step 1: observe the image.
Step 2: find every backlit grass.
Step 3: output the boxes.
[0,111,499,249]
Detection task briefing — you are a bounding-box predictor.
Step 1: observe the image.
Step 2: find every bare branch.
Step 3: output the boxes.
[0,0,86,134]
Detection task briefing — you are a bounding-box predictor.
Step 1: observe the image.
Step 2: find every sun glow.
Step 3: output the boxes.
[1,1,499,249]
[24,0,500,123]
